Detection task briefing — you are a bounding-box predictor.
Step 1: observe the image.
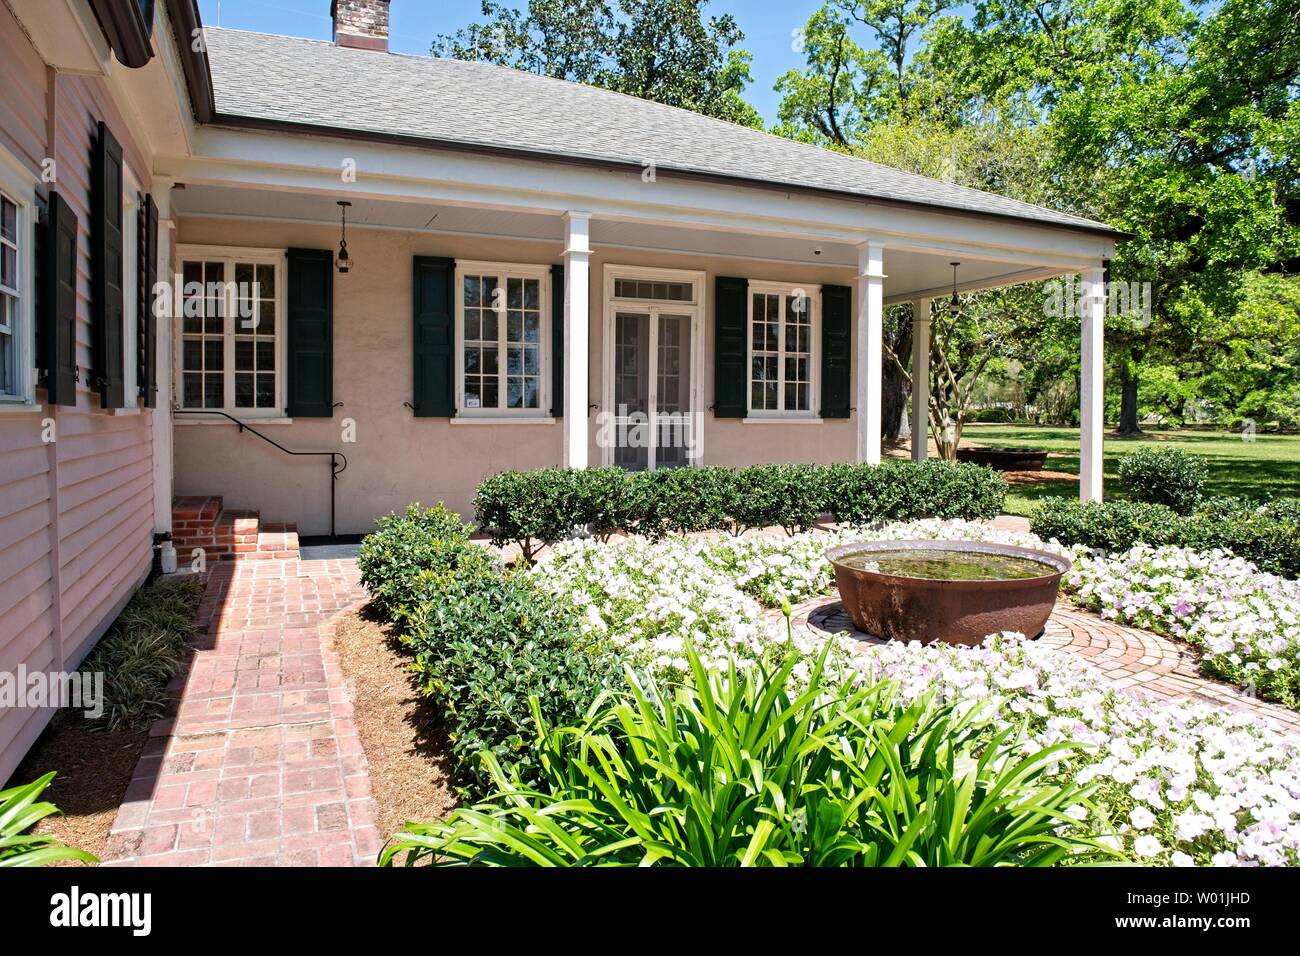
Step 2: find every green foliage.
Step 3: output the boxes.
[356,503,480,615]
[1117,447,1208,513]
[627,466,737,538]
[80,576,203,731]
[730,463,828,535]
[0,773,97,867]
[1032,499,1182,554]
[1032,496,1300,578]
[828,459,1007,525]
[435,0,762,127]
[473,461,1007,547]
[474,468,589,563]
[403,562,623,798]
[382,644,1104,867]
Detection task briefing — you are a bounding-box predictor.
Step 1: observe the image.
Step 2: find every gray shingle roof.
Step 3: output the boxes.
[203,28,1117,236]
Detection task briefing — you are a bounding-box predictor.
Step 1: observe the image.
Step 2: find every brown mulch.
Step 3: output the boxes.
[1001,469,1078,485]
[331,605,458,846]
[6,713,149,864]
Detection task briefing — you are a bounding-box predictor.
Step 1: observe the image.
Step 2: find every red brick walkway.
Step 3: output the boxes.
[102,558,379,866]
[797,597,1300,735]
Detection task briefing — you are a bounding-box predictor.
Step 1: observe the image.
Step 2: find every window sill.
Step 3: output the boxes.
[112,406,142,416]
[175,415,295,426]
[742,415,824,425]
[0,399,40,415]
[450,416,556,425]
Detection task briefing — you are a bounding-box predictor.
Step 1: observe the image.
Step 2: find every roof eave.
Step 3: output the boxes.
[205,112,1129,242]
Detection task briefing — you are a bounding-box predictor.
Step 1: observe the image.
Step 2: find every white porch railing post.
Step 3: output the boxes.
[910,297,932,463]
[856,241,885,464]
[153,181,176,536]
[1080,266,1106,502]
[563,212,592,469]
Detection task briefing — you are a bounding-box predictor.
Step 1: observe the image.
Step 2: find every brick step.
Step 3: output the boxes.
[171,496,299,562]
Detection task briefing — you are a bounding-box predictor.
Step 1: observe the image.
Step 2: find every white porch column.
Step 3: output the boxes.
[910,298,932,463]
[152,181,176,535]
[1080,266,1106,502]
[562,212,592,468]
[856,241,885,464]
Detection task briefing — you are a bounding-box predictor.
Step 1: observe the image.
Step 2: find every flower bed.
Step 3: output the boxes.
[857,634,1300,866]
[1064,544,1300,710]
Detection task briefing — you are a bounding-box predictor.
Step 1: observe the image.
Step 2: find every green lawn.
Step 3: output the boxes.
[962,423,1300,517]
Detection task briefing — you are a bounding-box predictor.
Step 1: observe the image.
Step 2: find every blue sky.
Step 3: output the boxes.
[196,1,830,123]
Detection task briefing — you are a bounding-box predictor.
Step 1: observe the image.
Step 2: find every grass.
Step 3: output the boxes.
[963,424,1300,517]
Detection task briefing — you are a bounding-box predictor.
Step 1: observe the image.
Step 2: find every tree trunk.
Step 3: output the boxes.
[882,359,909,442]
[1117,360,1143,435]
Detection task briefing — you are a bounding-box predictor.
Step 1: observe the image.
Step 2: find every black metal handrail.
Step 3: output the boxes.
[172,409,348,537]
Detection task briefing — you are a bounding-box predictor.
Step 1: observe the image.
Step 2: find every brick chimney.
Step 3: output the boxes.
[331,0,390,52]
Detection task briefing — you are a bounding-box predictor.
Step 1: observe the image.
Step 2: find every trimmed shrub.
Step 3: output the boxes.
[356,503,480,616]
[1032,496,1300,578]
[474,468,588,563]
[571,466,636,541]
[730,463,828,535]
[403,563,623,797]
[1184,496,1300,578]
[1031,499,1180,553]
[626,466,737,538]
[1117,446,1208,513]
[827,460,1007,525]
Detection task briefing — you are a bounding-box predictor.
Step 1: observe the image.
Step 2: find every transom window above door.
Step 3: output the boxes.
[748,282,819,417]
[456,262,549,416]
[177,248,283,416]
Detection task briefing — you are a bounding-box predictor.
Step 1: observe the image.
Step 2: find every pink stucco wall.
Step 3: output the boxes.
[172,217,860,534]
[0,4,156,782]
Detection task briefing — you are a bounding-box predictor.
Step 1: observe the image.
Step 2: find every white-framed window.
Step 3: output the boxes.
[455,261,549,416]
[747,281,819,418]
[0,149,37,407]
[176,246,284,416]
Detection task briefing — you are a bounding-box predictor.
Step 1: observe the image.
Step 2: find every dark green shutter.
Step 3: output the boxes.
[820,284,852,418]
[139,193,158,408]
[714,276,747,418]
[413,256,454,417]
[285,248,334,417]
[92,121,125,408]
[550,263,564,417]
[42,192,79,406]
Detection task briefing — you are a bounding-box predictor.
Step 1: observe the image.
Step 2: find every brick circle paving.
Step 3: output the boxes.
[794,595,1300,736]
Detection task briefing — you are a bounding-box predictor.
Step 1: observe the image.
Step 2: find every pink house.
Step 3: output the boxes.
[0,0,1119,779]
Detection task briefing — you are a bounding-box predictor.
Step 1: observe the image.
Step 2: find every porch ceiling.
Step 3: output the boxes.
[171,184,1075,305]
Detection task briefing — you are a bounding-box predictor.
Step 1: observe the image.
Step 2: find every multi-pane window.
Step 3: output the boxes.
[749,285,816,416]
[0,193,18,396]
[179,253,281,414]
[613,278,693,302]
[459,265,545,414]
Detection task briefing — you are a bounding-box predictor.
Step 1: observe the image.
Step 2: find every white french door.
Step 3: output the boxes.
[603,267,705,471]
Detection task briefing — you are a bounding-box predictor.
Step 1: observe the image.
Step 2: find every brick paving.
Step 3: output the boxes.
[797,597,1300,736]
[102,557,377,866]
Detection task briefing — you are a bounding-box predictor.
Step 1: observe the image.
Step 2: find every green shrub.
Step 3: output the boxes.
[356,503,479,615]
[627,466,736,538]
[827,460,1006,525]
[383,644,1103,867]
[1031,499,1181,553]
[80,576,203,730]
[1117,446,1208,514]
[1183,496,1300,578]
[731,463,828,535]
[571,466,636,541]
[403,562,623,798]
[1033,496,1300,578]
[474,468,590,563]
[0,773,97,867]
